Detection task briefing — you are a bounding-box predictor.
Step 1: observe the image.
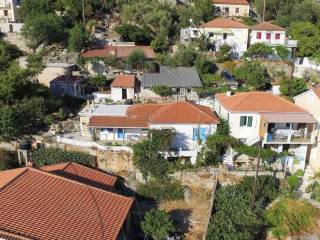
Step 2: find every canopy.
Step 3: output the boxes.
[260,113,317,124]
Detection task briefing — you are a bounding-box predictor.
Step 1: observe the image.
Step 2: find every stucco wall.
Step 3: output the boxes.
[250,30,286,46]
[214,3,249,17]
[295,91,320,122]
[111,87,135,101]
[202,27,249,57]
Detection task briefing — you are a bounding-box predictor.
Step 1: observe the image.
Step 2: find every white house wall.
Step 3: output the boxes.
[201,27,249,57]
[111,87,135,101]
[214,3,250,17]
[250,30,286,46]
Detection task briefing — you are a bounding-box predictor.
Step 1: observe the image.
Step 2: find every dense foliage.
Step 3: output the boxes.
[32,147,96,167]
[151,85,173,97]
[280,77,307,99]
[207,176,280,240]
[0,149,19,171]
[141,209,175,240]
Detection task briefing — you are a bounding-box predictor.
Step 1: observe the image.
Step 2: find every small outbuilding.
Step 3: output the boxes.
[111,74,140,101]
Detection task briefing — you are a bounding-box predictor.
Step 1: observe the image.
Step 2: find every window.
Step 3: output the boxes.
[223,33,228,40]
[266,33,271,40]
[193,128,207,141]
[117,129,124,139]
[235,7,239,13]
[240,116,253,127]
[256,32,262,39]
[275,33,281,40]
[208,32,214,37]
[4,10,8,17]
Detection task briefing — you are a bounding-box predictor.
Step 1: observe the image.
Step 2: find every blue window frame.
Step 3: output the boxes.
[193,127,207,141]
[117,129,124,139]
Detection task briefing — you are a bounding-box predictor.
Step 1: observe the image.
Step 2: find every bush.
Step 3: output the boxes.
[32,147,96,167]
[151,85,173,96]
[287,174,300,191]
[114,24,151,44]
[243,43,274,59]
[138,179,184,201]
[141,209,175,240]
[266,198,319,239]
[127,49,145,69]
[280,77,307,99]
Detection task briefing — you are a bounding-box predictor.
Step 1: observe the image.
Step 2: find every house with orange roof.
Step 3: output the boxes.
[250,22,297,57]
[79,101,219,163]
[110,74,140,101]
[294,84,320,171]
[180,18,249,58]
[212,0,250,17]
[0,165,133,240]
[214,91,317,170]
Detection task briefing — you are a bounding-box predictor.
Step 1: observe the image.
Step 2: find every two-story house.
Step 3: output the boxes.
[212,0,250,17]
[79,101,219,164]
[294,84,320,171]
[215,92,317,170]
[180,18,249,58]
[250,22,298,58]
[0,0,23,33]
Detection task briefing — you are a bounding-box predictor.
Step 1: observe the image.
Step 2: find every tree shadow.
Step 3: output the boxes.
[168,208,193,234]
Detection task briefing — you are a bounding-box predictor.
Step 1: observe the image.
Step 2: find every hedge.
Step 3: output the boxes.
[32,147,96,167]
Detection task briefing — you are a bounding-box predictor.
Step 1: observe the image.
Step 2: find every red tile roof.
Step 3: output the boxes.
[201,18,248,29]
[0,167,133,240]
[215,92,308,113]
[311,84,320,98]
[251,22,285,31]
[111,74,136,88]
[81,45,155,59]
[89,101,219,128]
[40,162,117,191]
[212,0,249,5]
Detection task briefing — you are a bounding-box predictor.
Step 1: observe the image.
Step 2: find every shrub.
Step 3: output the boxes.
[151,85,173,96]
[114,24,151,44]
[266,198,319,238]
[287,174,300,191]
[32,147,96,167]
[243,43,274,59]
[280,77,307,99]
[306,182,320,202]
[0,149,19,171]
[141,209,175,240]
[137,179,184,201]
[127,49,145,69]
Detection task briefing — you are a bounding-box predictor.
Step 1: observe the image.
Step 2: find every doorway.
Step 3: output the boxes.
[122,88,127,99]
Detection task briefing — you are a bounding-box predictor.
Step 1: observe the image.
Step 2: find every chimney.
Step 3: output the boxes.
[226,91,232,96]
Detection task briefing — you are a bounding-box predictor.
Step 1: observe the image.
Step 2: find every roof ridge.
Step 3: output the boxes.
[28,167,133,202]
[162,66,183,85]
[187,102,217,121]
[0,168,29,190]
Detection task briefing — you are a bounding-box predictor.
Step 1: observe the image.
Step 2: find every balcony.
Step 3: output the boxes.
[264,123,314,144]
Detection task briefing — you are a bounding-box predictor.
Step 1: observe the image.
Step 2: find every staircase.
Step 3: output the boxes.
[300,165,315,199]
[223,148,237,166]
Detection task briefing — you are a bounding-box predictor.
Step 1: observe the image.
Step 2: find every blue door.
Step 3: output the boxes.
[118,129,124,139]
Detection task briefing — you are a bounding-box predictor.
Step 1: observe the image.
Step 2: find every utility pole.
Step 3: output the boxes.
[262,0,266,22]
[82,0,85,24]
[251,140,262,209]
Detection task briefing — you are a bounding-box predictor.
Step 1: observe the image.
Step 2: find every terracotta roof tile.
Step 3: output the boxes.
[201,18,248,28]
[89,102,219,128]
[111,74,136,88]
[0,167,133,240]
[212,0,249,5]
[81,45,155,59]
[251,22,285,31]
[215,92,308,113]
[40,162,117,191]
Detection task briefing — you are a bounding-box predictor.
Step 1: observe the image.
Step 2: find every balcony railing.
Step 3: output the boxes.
[265,130,313,144]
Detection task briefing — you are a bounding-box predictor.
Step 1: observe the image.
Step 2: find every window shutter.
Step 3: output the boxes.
[240,116,246,126]
[193,128,198,140]
[247,117,253,127]
[200,128,207,141]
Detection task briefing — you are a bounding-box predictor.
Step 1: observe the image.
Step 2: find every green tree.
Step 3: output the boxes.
[141,209,175,240]
[26,52,46,75]
[173,45,198,67]
[234,61,270,90]
[200,74,223,87]
[88,75,112,87]
[151,85,173,96]
[22,14,65,50]
[68,23,90,52]
[20,0,53,18]
[279,77,307,99]
[114,24,152,44]
[0,105,21,139]
[275,45,290,60]
[243,43,274,59]
[150,33,169,52]
[216,119,230,136]
[126,49,145,69]
[0,40,23,71]
[217,44,232,62]
[289,21,320,57]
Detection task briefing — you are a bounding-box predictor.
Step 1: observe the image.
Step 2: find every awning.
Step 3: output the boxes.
[261,113,317,124]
